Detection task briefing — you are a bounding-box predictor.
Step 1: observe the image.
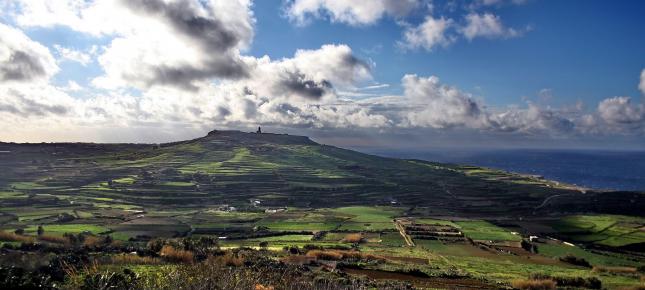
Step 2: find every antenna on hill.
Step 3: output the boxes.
[256,126,262,134]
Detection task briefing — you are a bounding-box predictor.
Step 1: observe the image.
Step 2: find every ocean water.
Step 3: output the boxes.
[366,149,645,191]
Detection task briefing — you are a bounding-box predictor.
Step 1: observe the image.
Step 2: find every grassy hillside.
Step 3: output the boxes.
[0,130,640,216]
[0,130,643,289]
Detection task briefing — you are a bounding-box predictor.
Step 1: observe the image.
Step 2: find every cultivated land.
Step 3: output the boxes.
[0,130,643,289]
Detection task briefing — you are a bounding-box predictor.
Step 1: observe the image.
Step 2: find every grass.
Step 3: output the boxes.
[25,224,110,236]
[455,220,521,241]
[552,215,644,247]
[333,206,401,230]
[537,243,640,267]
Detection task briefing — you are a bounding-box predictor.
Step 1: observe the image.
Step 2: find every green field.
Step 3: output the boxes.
[455,220,522,241]
[25,224,111,236]
[552,215,645,247]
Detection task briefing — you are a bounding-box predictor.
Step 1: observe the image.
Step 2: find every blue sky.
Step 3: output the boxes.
[248,0,645,106]
[0,0,644,148]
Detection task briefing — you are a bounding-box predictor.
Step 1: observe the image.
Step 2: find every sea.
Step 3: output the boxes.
[364,149,645,192]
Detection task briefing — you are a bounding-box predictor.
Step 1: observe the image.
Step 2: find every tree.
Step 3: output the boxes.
[37,225,44,236]
[259,241,268,249]
[14,228,24,235]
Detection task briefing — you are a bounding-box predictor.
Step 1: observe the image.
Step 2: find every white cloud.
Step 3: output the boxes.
[284,0,420,26]
[460,12,521,40]
[53,44,95,66]
[0,23,58,82]
[400,16,454,51]
[60,80,83,92]
[242,44,372,101]
[400,74,486,128]
[12,0,255,90]
[598,97,644,125]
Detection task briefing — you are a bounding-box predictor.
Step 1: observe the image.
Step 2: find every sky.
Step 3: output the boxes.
[0,0,644,149]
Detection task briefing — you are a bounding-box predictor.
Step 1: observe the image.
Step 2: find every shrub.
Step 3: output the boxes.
[511,279,556,290]
[341,233,363,244]
[0,266,56,290]
[82,236,101,248]
[160,245,194,263]
[109,254,162,265]
[38,234,68,245]
[214,252,244,267]
[0,230,35,243]
[81,268,139,290]
[559,254,591,268]
[530,273,601,289]
[305,249,383,262]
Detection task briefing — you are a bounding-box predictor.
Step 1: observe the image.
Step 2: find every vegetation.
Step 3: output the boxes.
[0,130,643,289]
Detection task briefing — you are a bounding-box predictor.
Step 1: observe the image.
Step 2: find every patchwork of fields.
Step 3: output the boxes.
[0,130,643,289]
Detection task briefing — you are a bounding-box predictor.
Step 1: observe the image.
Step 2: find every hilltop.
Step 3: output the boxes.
[0,130,641,216]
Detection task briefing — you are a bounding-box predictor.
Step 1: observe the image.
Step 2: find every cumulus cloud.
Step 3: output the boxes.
[93,0,254,90]
[400,16,455,51]
[400,74,485,128]
[460,12,521,40]
[598,97,644,125]
[243,44,371,100]
[12,0,254,90]
[0,23,58,82]
[284,0,420,26]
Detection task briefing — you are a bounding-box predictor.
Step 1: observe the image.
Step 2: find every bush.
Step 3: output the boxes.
[214,252,244,267]
[530,273,601,289]
[159,245,194,263]
[81,268,139,290]
[0,230,35,243]
[305,249,383,262]
[511,279,556,290]
[341,233,363,244]
[38,234,69,245]
[559,254,591,268]
[109,254,162,265]
[0,266,56,290]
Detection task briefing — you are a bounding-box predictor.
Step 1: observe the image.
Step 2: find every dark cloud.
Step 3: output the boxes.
[118,0,249,88]
[0,51,47,82]
[279,72,333,100]
[1,90,69,117]
[145,61,248,91]
[123,0,239,52]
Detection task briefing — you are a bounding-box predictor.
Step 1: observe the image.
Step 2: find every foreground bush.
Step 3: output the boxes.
[139,254,410,290]
[0,230,35,243]
[305,250,384,262]
[159,245,194,263]
[511,279,556,290]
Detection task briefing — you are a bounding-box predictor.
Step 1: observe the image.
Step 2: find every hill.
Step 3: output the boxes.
[0,130,642,216]
[1,130,644,289]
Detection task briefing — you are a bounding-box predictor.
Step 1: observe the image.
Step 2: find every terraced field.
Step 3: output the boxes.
[0,130,643,289]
